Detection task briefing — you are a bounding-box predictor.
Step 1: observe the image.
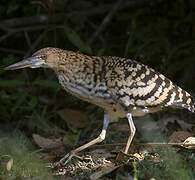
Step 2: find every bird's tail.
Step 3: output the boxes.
[172,86,195,113]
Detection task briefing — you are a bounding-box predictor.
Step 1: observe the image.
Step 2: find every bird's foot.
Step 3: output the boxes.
[116,151,143,162]
[48,151,82,168]
[54,152,74,168]
[116,151,129,161]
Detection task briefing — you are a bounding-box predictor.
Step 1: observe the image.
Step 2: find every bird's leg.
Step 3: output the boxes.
[53,113,110,167]
[124,112,136,154]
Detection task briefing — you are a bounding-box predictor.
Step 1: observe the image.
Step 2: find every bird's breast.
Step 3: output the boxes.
[58,73,114,107]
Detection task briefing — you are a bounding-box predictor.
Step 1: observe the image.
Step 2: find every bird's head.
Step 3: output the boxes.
[4,47,61,71]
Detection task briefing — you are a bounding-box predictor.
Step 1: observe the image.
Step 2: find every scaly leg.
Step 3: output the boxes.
[124,112,136,154]
[53,113,110,167]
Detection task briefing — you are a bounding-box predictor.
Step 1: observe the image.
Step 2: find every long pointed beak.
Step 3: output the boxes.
[4,57,45,70]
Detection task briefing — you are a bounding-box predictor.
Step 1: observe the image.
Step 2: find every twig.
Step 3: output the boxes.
[0,26,45,44]
[0,0,166,29]
[0,0,168,46]
[0,47,25,55]
[25,32,45,57]
[0,25,64,45]
[0,15,48,29]
[93,142,195,148]
[133,142,195,147]
[0,25,65,55]
[0,33,14,43]
[87,0,123,45]
[0,0,168,52]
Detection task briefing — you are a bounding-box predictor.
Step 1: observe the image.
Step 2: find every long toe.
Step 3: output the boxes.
[51,151,76,168]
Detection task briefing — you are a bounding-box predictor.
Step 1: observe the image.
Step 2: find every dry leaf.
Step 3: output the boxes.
[132,153,144,161]
[183,137,195,149]
[32,134,72,149]
[102,162,115,168]
[6,158,13,171]
[116,151,144,162]
[116,151,126,161]
[169,131,192,143]
[58,108,89,132]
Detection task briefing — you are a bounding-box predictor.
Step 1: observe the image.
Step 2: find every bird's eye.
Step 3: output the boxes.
[41,55,47,60]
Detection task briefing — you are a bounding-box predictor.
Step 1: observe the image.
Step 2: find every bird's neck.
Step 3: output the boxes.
[55,52,110,105]
[56,52,92,81]
[55,52,106,85]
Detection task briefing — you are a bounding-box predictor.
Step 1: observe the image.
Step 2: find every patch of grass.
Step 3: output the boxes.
[138,147,194,180]
[0,131,54,180]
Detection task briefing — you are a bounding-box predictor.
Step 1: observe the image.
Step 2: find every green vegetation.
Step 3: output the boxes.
[0,132,53,179]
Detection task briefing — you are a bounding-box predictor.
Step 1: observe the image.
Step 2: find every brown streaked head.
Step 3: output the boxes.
[4,47,59,70]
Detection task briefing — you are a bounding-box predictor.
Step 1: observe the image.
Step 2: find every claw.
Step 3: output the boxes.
[58,152,74,166]
[50,151,76,168]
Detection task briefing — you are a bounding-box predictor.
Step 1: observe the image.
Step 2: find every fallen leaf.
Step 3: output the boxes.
[6,158,13,171]
[183,137,195,149]
[116,151,144,162]
[102,162,115,168]
[116,151,126,161]
[58,108,89,132]
[169,131,192,143]
[132,153,145,161]
[32,134,72,149]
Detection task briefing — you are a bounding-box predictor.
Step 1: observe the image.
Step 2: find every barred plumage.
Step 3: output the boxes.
[5,47,194,166]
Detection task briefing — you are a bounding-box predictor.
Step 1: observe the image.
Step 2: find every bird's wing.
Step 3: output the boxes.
[104,56,194,111]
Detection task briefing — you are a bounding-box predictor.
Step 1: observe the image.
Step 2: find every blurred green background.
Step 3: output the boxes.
[0,0,195,138]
